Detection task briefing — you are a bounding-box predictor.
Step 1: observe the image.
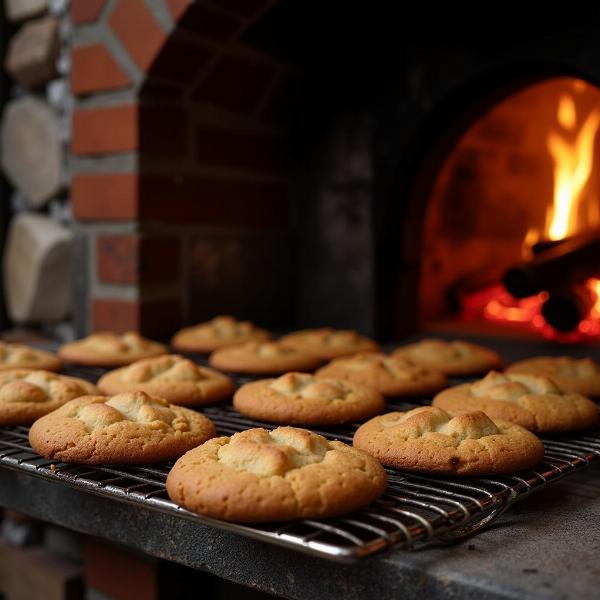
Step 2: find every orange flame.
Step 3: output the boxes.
[546,95,600,240]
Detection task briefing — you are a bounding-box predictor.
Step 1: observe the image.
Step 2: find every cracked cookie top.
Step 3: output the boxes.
[58,332,167,367]
[0,369,97,425]
[353,406,544,476]
[166,426,387,522]
[29,390,216,464]
[233,372,384,425]
[391,338,502,375]
[433,371,599,433]
[0,342,61,372]
[315,352,448,397]
[209,341,322,375]
[172,316,271,353]
[98,354,233,406]
[279,328,378,360]
[507,356,600,398]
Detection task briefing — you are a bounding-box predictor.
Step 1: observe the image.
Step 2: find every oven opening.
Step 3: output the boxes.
[418,76,600,342]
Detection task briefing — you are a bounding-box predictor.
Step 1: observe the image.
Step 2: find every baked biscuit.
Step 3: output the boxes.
[171,315,270,353]
[353,406,544,476]
[279,328,378,360]
[209,341,322,375]
[166,426,387,522]
[392,338,503,376]
[233,372,384,425]
[29,391,216,464]
[316,352,448,398]
[97,354,233,406]
[433,371,598,433]
[58,332,167,367]
[0,369,97,425]
[0,342,61,372]
[506,356,600,398]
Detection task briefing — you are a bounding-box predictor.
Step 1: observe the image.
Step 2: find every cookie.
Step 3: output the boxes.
[0,369,98,425]
[506,356,600,398]
[209,341,322,375]
[0,342,61,372]
[29,390,216,464]
[166,426,387,523]
[353,406,544,476]
[233,372,384,425]
[391,338,503,376]
[58,332,167,367]
[97,354,233,406]
[432,371,598,433]
[171,315,271,354]
[315,352,448,398]
[279,328,378,360]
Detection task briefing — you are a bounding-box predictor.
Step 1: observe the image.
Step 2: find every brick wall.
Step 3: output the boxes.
[69,0,299,337]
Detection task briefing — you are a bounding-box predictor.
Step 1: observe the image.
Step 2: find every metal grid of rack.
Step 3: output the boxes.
[0,360,598,562]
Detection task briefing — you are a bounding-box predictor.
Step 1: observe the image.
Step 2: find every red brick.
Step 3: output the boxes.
[72,173,138,220]
[97,234,181,284]
[97,234,139,284]
[71,0,106,24]
[176,3,242,40]
[84,541,158,600]
[166,0,192,21]
[193,55,275,113]
[109,0,166,71]
[139,175,288,227]
[71,44,130,95]
[92,299,140,332]
[91,298,181,337]
[195,127,283,172]
[72,105,138,155]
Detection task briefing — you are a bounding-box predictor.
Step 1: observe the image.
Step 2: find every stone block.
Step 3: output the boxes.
[4,16,59,87]
[4,0,47,22]
[3,213,73,323]
[0,96,63,207]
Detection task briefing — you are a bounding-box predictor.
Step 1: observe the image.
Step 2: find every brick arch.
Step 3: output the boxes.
[69,0,299,337]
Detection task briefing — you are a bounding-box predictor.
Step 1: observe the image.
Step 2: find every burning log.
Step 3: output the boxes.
[503,231,600,299]
[541,284,596,333]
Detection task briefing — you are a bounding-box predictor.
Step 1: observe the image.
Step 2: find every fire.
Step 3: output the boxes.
[471,88,600,341]
[546,95,600,240]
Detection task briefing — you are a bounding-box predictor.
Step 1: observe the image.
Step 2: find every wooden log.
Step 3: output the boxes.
[3,0,47,22]
[0,95,63,207]
[4,16,59,87]
[3,213,73,322]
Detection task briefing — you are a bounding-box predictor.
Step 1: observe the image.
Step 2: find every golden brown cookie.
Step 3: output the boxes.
[0,342,61,372]
[391,338,503,376]
[97,354,233,406]
[0,369,98,425]
[279,328,378,360]
[29,391,216,464]
[432,371,598,433]
[166,426,387,523]
[506,356,600,399]
[233,372,384,425]
[209,341,322,375]
[353,406,544,476]
[171,315,271,353]
[58,332,167,367]
[315,352,448,398]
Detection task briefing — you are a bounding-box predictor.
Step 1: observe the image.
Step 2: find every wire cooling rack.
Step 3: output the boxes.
[0,360,598,562]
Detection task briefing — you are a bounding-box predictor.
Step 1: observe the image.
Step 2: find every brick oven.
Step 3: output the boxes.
[3,1,600,344]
